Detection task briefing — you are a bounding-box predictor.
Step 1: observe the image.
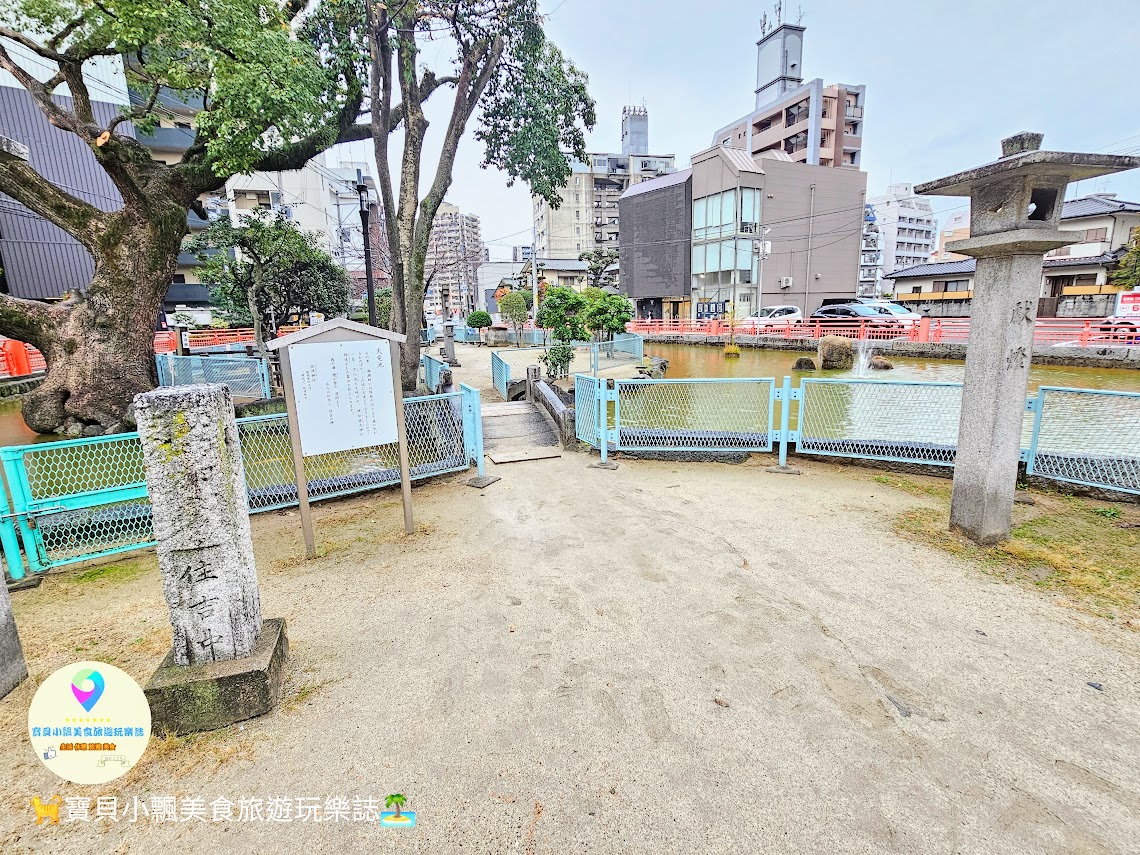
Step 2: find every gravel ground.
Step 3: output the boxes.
[1,351,1138,854]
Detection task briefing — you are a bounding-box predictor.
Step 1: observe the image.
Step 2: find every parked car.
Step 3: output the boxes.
[739,305,803,330]
[805,303,907,335]
[864,302,923,326]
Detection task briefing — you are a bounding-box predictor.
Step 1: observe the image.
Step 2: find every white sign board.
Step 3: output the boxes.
[1116,290,1140,318]
[289,340,398,456]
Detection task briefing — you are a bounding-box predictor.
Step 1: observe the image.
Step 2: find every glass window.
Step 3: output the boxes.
[721,191,736,234]
[706,242,720,272]
[741,189,758,227]
[693,197,707,239]
[720,240,735,272]
[736,239,752,270]
[692,244,706,274]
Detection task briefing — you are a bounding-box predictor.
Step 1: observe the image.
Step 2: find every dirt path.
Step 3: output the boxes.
[1,365,1138,852]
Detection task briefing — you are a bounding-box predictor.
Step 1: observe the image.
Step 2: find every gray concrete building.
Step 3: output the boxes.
[533,107,675,259]
[618,170,692,319]
[619,145,867,319]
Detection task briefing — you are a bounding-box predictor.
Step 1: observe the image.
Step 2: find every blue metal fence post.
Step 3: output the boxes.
[260,358,272,399]
[460,384,486,477]
[598,378,608,463]
[0,468,26,580]
[0,449,44,575]
[778,375,793,466]
[1025,389,1046,472]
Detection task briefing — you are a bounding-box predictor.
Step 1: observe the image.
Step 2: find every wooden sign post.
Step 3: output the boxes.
[267,320,411,558]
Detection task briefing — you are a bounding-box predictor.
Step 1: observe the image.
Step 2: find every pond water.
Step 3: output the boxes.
[646,342,1140,393]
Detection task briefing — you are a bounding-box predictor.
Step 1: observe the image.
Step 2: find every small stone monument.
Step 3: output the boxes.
[135,384,287,734]
[0,580,27,699]
[917,133,1140,544]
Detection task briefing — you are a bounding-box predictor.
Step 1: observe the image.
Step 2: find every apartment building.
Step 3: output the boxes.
[867,183,936,275]
[858,204,883,297]
[510,245,534,263]
[711,22,866,169]
[887,194,1140,318]
[929,210,970,262]
[619,145,867,319]
[533,106,676,258]
[424,202,483,319]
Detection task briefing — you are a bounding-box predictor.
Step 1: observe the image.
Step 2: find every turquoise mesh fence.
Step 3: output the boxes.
[0,392,479,578]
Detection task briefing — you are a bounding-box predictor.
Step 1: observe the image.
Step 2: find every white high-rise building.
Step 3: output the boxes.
[424,202,483,318]
[867,183,936,276]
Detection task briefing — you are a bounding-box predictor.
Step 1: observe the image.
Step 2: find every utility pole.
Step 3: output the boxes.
[356,168,377,327]
[754,228,771,312]
[803,183,816,314]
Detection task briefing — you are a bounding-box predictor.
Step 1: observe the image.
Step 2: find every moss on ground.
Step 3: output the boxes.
[876,474,1140,627]
[72,557,148,585]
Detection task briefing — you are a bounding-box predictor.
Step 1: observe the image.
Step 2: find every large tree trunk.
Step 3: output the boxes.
[9,204,186,436]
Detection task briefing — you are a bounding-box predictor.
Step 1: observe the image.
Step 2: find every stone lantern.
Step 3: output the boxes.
[916,133,1140,544]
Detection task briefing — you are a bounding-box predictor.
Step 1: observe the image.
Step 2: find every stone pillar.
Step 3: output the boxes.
[136,384,261,664]
[442,323,459,366]
[950,255,1046,542]
[917,133,1140,543]
[135,384,287,734]
[0,581,27,699]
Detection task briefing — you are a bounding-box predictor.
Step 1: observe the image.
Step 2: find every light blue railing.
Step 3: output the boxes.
[155,353,271,399]
[453,327,483,343]
[1025,386,1140,494]
[422,353,447,392]
[491,351,510,399]
[0,389,485,578]
[579,374,1140,495]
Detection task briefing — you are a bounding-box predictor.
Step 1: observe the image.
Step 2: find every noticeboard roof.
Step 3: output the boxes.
[266,318,406,350]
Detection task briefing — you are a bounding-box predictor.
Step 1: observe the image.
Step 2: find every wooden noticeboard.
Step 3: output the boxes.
[267,320,411,558]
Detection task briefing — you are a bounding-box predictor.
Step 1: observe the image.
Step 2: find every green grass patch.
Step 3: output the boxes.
[887,486,1140,625]
[72,557,148,585]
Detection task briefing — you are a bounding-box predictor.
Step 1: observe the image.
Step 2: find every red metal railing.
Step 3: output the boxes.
[0,338,47,380]
[628,316,1137,347]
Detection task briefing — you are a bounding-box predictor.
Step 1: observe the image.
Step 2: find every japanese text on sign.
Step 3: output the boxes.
[289,341,398,456]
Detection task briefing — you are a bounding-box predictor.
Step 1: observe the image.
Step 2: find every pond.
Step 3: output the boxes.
[646,342,1140,393]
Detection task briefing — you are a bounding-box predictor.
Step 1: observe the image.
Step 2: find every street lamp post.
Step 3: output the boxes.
[356,169,377,327]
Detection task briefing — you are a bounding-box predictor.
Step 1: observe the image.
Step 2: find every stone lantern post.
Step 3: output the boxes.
[916,133,1140,544]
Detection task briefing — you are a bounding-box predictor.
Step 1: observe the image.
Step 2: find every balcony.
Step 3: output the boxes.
[845,105,863,119]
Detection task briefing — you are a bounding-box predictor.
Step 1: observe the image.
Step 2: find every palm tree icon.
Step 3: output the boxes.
[385,793,407,820]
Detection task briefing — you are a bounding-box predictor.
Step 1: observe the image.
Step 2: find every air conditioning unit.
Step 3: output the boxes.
[779,276,793,289]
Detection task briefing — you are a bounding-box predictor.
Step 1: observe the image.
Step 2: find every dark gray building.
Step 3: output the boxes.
[618,169,692,319]
[0,87,134,301]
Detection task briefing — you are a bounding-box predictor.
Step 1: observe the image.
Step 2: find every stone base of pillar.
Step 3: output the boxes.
[145,618,289,736]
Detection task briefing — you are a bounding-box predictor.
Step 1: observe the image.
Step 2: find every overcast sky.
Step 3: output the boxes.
[339,0,1140,261]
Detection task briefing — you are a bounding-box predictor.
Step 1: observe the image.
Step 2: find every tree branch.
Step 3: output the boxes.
[0,27,68,64]
[0,292,60,353]
[0,159,104,241]
[108,84,160,131]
